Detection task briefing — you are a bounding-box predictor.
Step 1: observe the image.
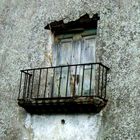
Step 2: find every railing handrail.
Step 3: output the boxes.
[18,62,110,102]
[21,62,110,72]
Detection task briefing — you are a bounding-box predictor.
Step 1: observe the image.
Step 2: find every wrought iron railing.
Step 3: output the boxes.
[18,63,109,103]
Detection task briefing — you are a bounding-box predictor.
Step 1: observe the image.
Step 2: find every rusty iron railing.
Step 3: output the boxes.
[18,63,109,103]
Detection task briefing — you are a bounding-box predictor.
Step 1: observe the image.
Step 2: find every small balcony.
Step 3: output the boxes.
[18,63,109,114]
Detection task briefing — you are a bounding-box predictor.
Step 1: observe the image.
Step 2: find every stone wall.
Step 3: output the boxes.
[0,0,140,139]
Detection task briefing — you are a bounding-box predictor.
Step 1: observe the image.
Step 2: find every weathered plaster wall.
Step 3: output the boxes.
[24,114,102,140]
[99,1,140,139]
[0,1,52,139]
[0,0,140,140]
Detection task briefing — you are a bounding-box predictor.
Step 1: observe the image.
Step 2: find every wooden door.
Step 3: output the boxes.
[53,35,96,97]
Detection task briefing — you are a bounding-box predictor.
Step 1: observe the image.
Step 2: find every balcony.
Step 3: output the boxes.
[18,63,109,114]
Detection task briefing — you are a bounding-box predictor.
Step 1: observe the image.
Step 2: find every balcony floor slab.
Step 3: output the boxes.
[18,96,107,114]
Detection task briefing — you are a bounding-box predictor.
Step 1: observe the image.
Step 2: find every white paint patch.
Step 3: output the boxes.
[30,114,102,140]
[25,114,32,129]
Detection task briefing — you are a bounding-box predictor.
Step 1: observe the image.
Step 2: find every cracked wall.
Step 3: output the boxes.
[0,0,140,140]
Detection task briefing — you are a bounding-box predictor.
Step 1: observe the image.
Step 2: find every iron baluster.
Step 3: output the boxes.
[30,70,35,99]
[37,69,42,99]
[44,68,48,98]
[58,67,62,97]
[73,65,77,97]
[27,73,32,98]
[81,65,85,96]
[89,64,93,96]
[65,66,70,97]
[23,71,28,99]
[51,68,55,97]
[97,65,101,96]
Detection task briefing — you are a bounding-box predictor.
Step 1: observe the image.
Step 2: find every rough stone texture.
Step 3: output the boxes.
[0,0,140,140]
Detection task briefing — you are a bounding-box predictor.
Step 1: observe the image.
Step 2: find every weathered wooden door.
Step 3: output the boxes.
[53,35,96,97]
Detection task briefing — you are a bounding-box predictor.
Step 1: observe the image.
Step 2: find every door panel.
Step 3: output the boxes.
[81,36,96,63]
[58,39,73,65]
[54,39,72,97]
[80,36,96,96]
[71,39,81,96]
